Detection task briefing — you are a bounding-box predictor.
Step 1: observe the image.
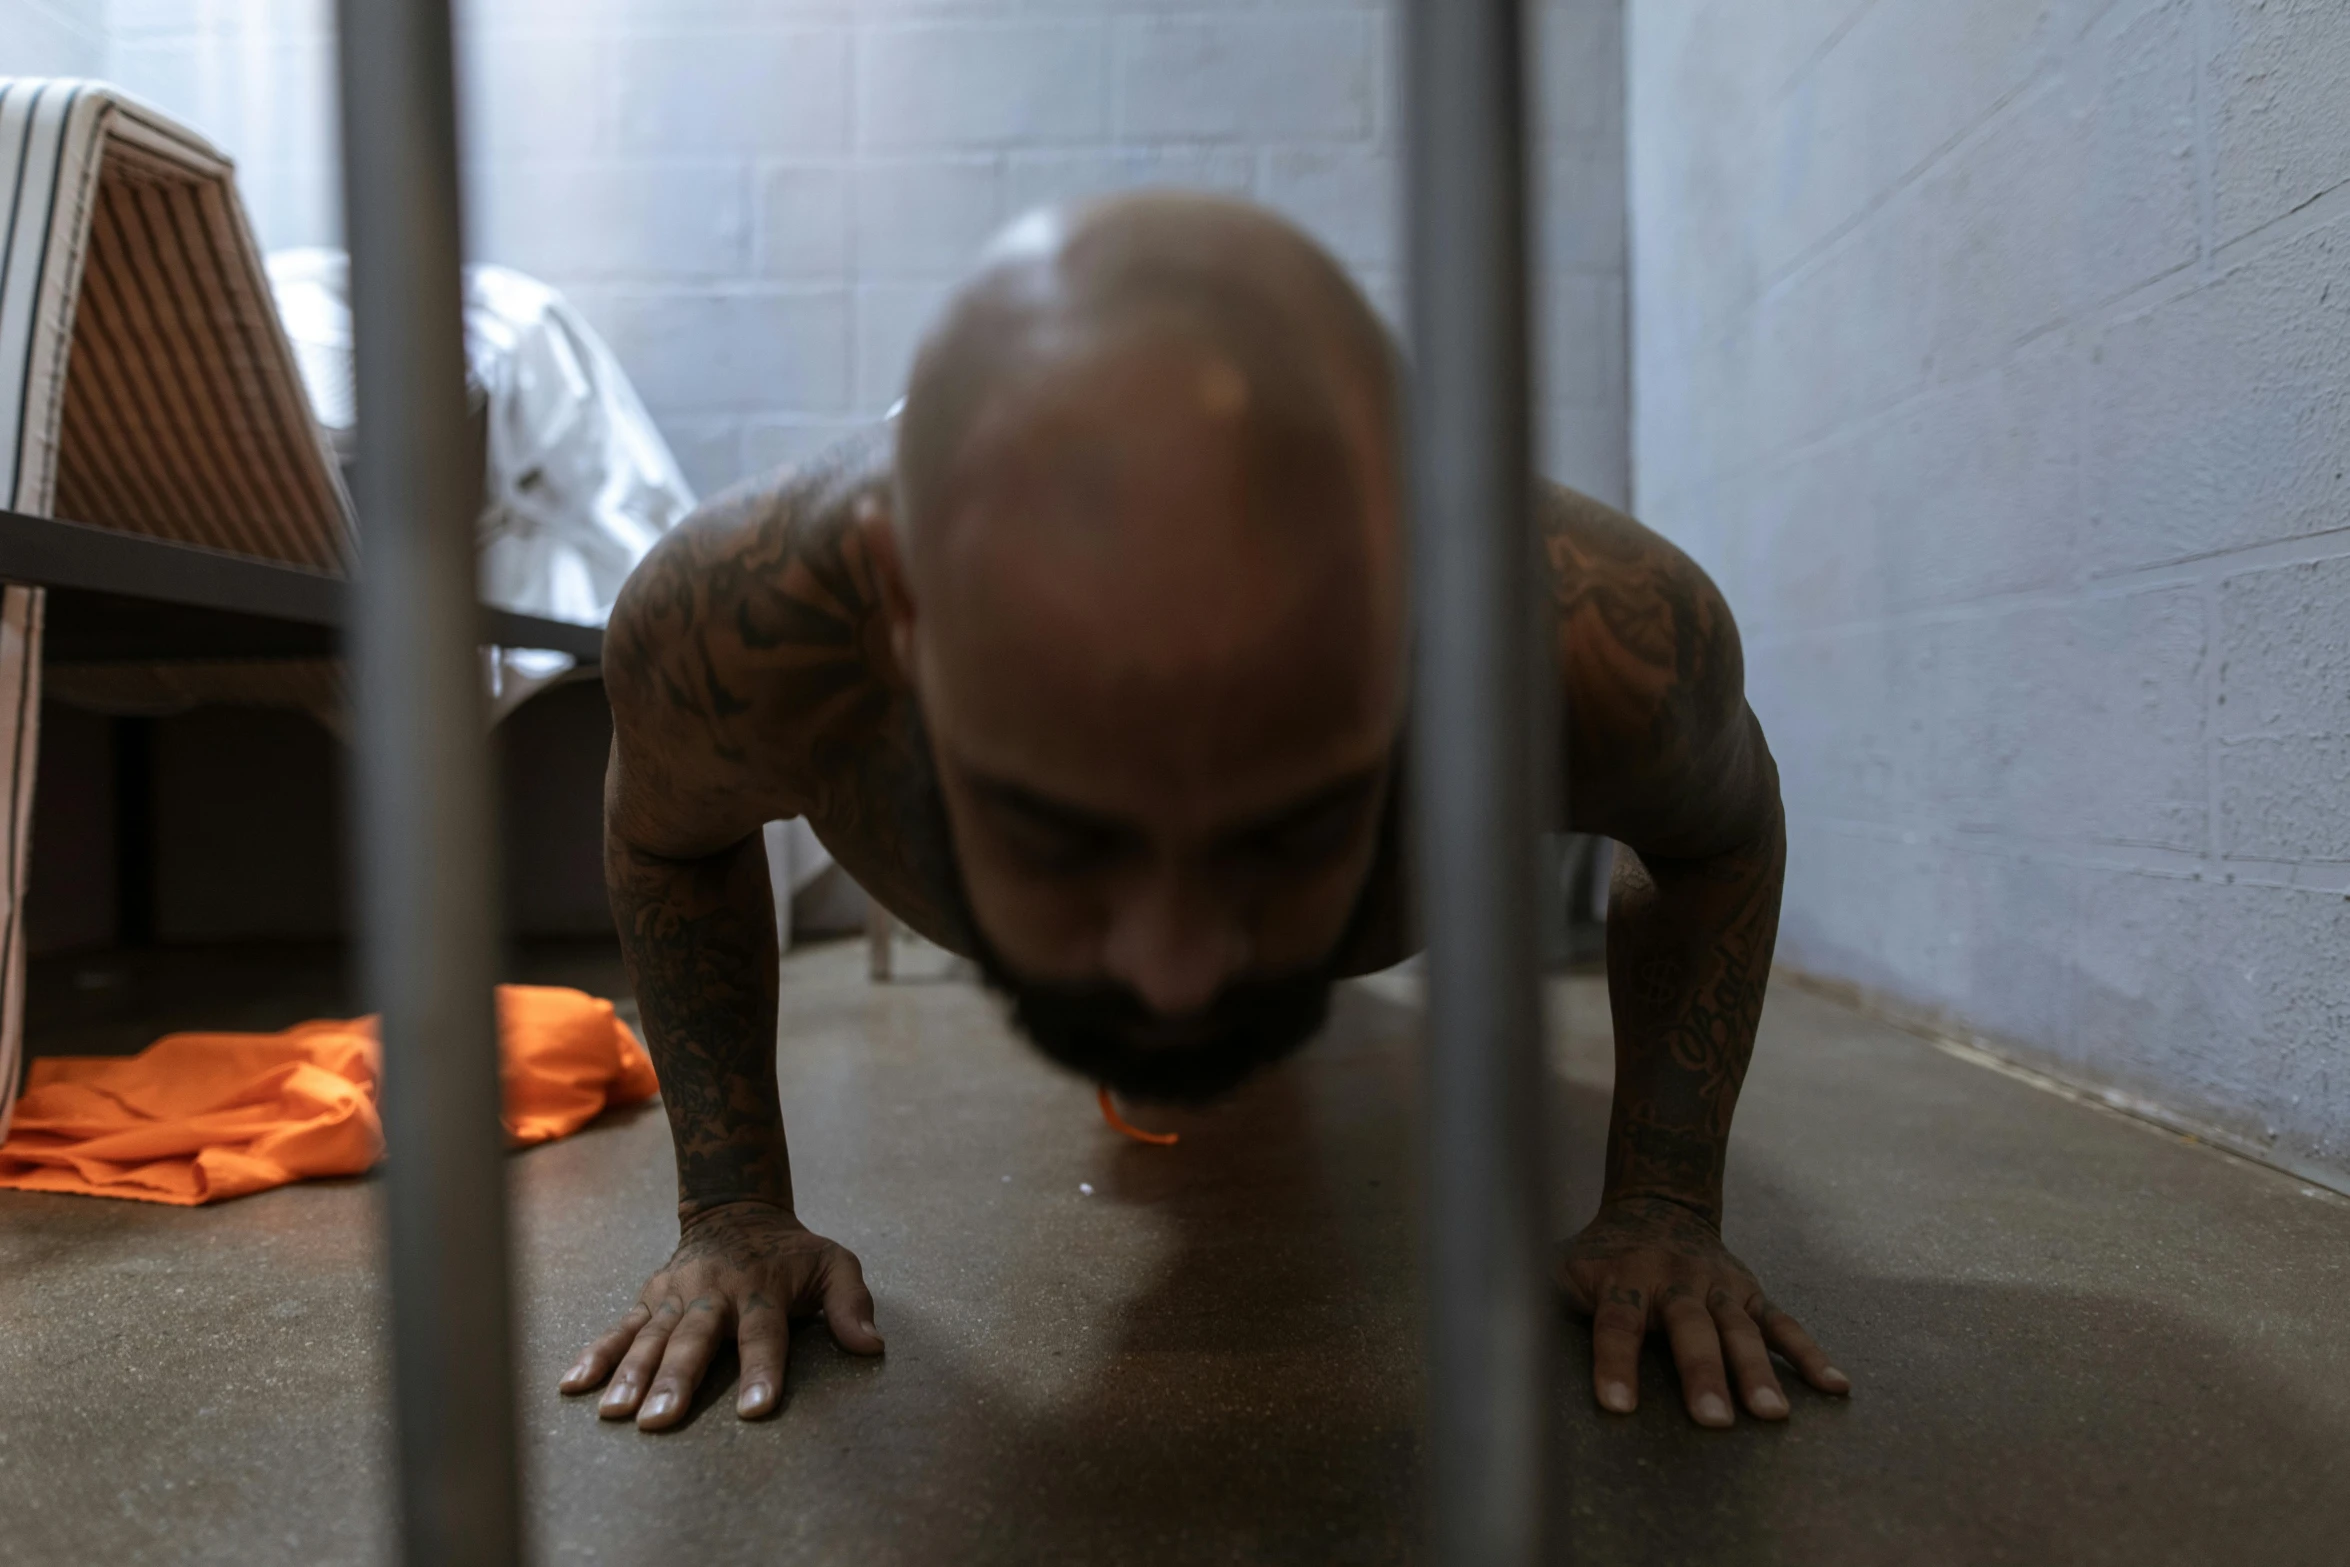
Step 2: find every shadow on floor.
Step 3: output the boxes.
[9,950,2350,1566]
[927,1009,1423,1565]
[780,985,2350,1566]
[1553,1269,2350,1566]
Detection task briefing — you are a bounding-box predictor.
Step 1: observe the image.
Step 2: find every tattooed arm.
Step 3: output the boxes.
[558,440,908,1430]
[1542,484,1850,1428]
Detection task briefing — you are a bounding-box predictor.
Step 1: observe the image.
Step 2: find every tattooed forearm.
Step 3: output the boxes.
[1535,479,1787,1232]
[1600,801,1785,1227]
[601,431,983,1225]
[607,823,793,1219]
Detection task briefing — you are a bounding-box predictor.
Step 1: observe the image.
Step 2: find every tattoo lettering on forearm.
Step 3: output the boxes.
[1533,483,1787,1235]
[604,434,990,1225]
[608,830,792,1216]
[1600,818,1785,1227]
[1635,955,1686,1017]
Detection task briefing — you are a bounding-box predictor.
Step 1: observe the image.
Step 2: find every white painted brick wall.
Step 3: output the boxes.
[1533,0,1631,506]
[471,162,754,279]
[863,22,1111,151]
[580,287,854,415]
[2207,0,2350,247]
[756,163,851,279]
[2085,220,2350,571]
[0,0,106,77]
[852,158,1006,277]
[1631,0,2350,1183]
[1114,13,1376,141]
[99,0,1630,508]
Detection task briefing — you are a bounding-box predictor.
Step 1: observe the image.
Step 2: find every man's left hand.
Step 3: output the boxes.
[1557,1196,1850,1427]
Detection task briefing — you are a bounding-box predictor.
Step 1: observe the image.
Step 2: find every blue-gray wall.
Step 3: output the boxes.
[0,0,105,76]
[1628,0,2350,1185]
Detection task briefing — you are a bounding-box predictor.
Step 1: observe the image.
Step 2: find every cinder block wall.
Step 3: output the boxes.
[1628,0,2350,1183]
[0,0,105,75]
[106,0,1629,507]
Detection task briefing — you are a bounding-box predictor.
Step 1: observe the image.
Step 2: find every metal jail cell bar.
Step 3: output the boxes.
[334,2,523,1563]
[1406,0,1558,1563]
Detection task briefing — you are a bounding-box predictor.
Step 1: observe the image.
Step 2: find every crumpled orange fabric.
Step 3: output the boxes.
[0,985,658,1206]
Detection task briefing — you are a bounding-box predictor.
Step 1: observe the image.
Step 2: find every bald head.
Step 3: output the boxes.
[885,190,1406,790]
[869,193,1406,1037]
[895,191,1398,562]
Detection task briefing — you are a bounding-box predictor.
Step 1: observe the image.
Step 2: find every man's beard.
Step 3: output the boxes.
[903,699,1386,1107]
[970,942,1337,1106]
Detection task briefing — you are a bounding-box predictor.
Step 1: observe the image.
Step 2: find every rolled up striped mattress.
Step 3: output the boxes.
[0,79,355,1138]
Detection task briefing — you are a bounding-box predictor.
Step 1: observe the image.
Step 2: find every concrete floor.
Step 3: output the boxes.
[3,937,2347,1565]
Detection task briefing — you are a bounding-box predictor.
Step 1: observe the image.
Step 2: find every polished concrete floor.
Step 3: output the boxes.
[3,936,2346,1565]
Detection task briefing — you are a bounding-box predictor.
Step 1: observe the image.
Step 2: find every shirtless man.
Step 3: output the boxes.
[558,193,1851,1436]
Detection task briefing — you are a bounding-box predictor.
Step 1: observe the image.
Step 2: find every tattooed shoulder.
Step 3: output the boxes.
[604,429,905,853]
[603,429,975,950]
[1538,481,1775,856]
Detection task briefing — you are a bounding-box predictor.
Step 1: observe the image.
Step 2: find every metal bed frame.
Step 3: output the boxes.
[335,1,1551,1561]
[0,506,605,665]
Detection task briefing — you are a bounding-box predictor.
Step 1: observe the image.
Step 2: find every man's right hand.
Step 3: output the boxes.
[558,1199,885,1430]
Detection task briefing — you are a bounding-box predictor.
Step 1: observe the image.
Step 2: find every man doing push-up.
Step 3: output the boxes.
[559,193,1850,1435]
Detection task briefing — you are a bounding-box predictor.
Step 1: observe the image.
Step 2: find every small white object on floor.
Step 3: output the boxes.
[1079,1183,1094,1196]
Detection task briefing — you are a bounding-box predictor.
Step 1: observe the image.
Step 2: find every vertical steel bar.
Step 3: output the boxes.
[333,4,520,1563]
[1404,0,1555,1562]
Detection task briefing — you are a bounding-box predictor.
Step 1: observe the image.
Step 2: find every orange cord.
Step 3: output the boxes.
[1097,1085,1179,1146]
